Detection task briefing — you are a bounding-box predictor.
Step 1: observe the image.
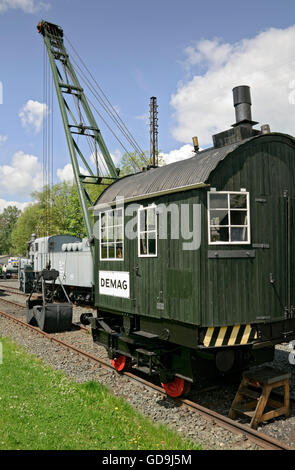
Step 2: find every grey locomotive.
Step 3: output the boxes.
[19,234,94,303]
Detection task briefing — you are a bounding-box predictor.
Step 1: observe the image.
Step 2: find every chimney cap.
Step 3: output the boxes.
[232,85,252,106]
[232,85,258,128]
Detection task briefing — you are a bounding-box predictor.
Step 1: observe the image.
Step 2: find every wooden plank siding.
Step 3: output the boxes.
[94,134,295,330]
[203,135,295,326]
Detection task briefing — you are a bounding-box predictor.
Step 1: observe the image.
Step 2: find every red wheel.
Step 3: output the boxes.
[161,377,186,398]
[111,355,129,372]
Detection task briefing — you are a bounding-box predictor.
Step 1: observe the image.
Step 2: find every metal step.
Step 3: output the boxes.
[135,348,156,357]
[133,330,158,339]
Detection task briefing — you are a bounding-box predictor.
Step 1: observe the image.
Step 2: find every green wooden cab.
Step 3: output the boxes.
[86,87,295,396]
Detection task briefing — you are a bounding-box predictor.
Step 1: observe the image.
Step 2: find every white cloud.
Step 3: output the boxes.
[19,100,48,134]
[57,164,88,183]
[171,26,295,147]
[160,144,195,165]
[90,149,122,171]
[183,39,233,71]
[111,149,122,166]
[57,164,76,183]
[0,151,43,197]
[135,112,149,125]
[0,0,49,13]
[0,199,28,213]
[0,135,8,145]
[57,151,122,183]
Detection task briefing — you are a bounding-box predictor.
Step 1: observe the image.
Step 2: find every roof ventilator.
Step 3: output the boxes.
[212,85,261,148]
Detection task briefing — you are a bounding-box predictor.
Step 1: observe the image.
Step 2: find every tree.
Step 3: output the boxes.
[11,181,106,255]
[0,206,21,255]
[31,182,86,237]
[119,150,165,176]
[11,204,43,255]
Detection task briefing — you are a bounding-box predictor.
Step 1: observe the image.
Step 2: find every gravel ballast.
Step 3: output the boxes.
[0,284,294,450]
[0,305,259,450]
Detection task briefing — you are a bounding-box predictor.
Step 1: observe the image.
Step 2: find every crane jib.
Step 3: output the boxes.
[37,19,119,248]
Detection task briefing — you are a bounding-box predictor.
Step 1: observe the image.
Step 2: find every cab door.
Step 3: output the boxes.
[258,191,290,321]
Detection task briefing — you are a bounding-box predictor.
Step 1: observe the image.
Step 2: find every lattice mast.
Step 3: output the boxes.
[150,96,158,167]
[37,20,119,243]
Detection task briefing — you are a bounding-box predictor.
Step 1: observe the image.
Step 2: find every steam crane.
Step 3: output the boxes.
[37,20,119,247]
[33,20,148,336]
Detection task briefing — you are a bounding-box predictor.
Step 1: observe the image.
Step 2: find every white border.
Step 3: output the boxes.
[138,204,158,258]
[99,270,130,298]
[207,191,251,245]
[99,207,124,261]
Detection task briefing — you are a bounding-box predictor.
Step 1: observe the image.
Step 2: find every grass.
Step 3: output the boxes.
[0,336,201,450]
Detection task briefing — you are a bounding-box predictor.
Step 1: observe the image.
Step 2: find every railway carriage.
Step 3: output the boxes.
[86,86,295,396]
[35,21,295,398]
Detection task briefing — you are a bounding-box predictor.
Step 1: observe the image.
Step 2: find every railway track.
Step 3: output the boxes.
[0,296,27,309]
[0,284,26,296]
[0,298,292,451]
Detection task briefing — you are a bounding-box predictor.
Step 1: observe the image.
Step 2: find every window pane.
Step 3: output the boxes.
[230,210,247,225]
[108,243,115,259]
[147,208,156,230]
[101,228,107,242]
[148,232,156,255]
[209,193,228,209]
[139,210,146,232]
[140,233,148,255]
[210,227,229,242]
[114,225,123,241]
[107,211,114,227]
[101,244,108,259]
[210,210,228,226]
[114,208,122,226]
[231,227,248,242]
[100,208,124,260]
[100,213,106,229]
[209,192,249,244]
[107,226,114,241]
[116,243,123,259]
[230,194,247,209]
[138,207,157,256]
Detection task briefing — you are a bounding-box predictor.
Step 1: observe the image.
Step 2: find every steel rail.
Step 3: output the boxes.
[0,285,27,296]
[122,373,293,450]
[0,283,23,289]
[0,296,27,308]
[0,307,292,451]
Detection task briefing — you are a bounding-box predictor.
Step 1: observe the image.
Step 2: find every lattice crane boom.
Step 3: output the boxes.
[37,20,119,243]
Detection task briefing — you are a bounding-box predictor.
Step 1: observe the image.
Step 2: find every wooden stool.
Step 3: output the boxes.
[229,366,291,429]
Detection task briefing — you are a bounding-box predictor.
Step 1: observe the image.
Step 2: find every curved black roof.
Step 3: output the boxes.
[93,133,291,207]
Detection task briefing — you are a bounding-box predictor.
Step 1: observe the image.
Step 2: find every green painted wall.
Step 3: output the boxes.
[95,134,295,329]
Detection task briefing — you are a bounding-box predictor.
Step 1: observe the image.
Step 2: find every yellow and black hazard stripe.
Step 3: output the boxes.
[203,324,257,348]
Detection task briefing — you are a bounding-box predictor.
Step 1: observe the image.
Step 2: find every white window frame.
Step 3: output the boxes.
[99,207,124,261]
[138,204,158,258]
[207,191,251,245]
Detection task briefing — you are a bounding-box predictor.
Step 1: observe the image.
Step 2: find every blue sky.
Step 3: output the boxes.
[1,0,295,210]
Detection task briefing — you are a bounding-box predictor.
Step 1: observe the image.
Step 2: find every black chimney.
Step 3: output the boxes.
[232,85,258,129]
[212,85,260,148]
